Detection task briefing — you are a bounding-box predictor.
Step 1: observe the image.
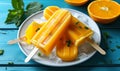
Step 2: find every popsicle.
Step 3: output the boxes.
[68,14,106,55]
[43,6,60,20]
[56,34,78,61]
[56,17,93,61]
[44,6,93,46]
[8,21,44,44]
[31,9,72,56]
[25,21,44,44]
[68,17,93,46]
[43,6,106,55]
[44,6,91,61]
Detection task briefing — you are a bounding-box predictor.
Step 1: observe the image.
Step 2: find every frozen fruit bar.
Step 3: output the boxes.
[56,34,78,61]
[25,21,44,44]
[68,17,93,46]
[44,6,93,47]
[56,17,93,61]
[43,6,93,61]
[43,6,106,56]
[31,9,72,55]
[43,6,60,20]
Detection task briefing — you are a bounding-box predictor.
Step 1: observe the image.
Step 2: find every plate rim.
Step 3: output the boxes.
[17,8,101,67]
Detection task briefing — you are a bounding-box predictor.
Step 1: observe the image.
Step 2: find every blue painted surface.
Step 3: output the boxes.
[0,0,120,71]
[0,67,119,71]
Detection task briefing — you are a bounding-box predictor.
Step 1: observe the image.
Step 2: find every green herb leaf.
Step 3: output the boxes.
[8,62,14,65]
[110,48,116,52]
[5,0,43,27]
[5,9,24,24]
[15,14,26,27]
[75,21,79,25]
[116,45,120,49]
[66,40,71,47]
[103,32,111,39]
[12,0,24,10]
[84,26,89,29]
[36,28,40,32]
[102,31,111,50]
[37,52,41,56]
[25,2,43,17]
[0,50,4,55]
[5,0,24,27]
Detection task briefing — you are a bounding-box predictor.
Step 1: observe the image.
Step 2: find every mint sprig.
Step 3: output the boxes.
[5,0,43,27]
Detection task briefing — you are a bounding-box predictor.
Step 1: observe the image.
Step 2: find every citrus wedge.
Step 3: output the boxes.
[65,0,88,6]
[88,1,120,24]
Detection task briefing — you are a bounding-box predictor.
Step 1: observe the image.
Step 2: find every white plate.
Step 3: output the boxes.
[18,8,101,67]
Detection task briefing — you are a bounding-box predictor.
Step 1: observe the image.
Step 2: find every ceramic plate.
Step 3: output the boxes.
[18,8,101,67]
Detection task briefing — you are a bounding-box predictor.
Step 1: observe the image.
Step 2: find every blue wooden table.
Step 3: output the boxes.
[0,0,120,71]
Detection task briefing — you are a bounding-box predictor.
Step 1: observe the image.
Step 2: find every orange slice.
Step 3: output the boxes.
[88,1,120,24]
[64,0,88,6]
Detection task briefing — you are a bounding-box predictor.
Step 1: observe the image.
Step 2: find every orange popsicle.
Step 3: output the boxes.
[56,17,93,61]
[25,21,44,44]
[44,6,93,47]
[44,6,93,61]
[7,21,44,44]
[68,17,93,46]
[31,9,72,56]
[43,6,60,20]
[56,34,78,61]
[44,6,106,56]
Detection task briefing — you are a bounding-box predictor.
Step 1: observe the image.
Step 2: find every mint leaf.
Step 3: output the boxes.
[103,32,111,39]
[12,0,24,10]
[0,50,4,55]
[5,0,43,27]
[5,0,24,27]
[8,62,14,65]
[75,21,79,25]
[66,40,71,47]
[25,2,43,17]
[37,52,41,56]
[5,9,24,24]
[116,45,120,49]
[15,14,26,27]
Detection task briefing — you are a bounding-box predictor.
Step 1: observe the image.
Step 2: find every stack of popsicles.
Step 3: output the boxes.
[31,9,72,56]
[43,6,96,61]
[8,6,106,62]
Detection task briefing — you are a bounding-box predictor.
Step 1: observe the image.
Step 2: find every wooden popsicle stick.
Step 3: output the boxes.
[87,38,106,55]
[25,47,38,63]
[8,36,26,44]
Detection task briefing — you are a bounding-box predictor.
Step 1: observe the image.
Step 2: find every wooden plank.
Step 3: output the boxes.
[3,67,120,71]
[0,30,35,64]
